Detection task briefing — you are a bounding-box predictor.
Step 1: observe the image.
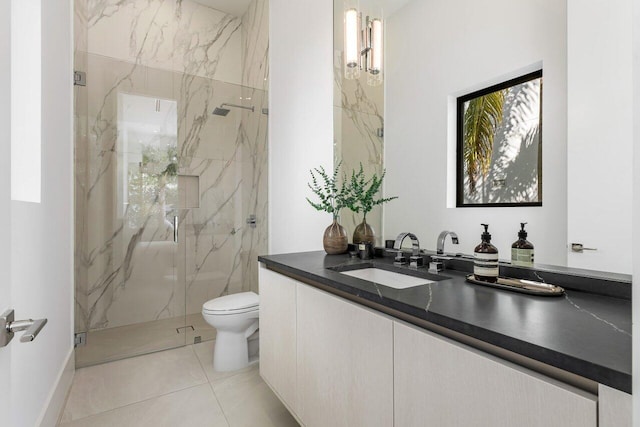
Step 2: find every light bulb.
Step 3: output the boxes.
[344,8,360,80]
[368,18,383,86]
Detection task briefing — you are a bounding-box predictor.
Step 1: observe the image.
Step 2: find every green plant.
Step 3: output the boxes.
[306,162,351,220]
[463,91,505,194]
[346,164,397,219]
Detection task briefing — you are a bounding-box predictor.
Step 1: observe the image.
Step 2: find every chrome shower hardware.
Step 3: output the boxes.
[212,103,255,116]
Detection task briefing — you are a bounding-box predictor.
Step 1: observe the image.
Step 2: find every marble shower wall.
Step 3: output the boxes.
[333,1,385,244]
[177,79,268,315]
[75,0,269,335]
[87,0,242,84]
[242,0,269,90]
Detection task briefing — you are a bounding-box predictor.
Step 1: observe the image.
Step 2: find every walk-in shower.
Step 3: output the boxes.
[73,0,269,367]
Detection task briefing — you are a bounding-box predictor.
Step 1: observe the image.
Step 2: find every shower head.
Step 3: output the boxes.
[212,107,231,116]
[212,103,255,117]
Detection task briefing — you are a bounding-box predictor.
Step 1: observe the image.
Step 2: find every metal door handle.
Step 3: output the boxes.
[12,318,47,342]
[0,309,48,347]
[571,243,597,253]
[173,216,178,243]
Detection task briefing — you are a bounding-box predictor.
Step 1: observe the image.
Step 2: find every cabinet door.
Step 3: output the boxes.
[297,284,393,427]
[258,264,298,414]
[599,384,631,427]
[394,321,597,427]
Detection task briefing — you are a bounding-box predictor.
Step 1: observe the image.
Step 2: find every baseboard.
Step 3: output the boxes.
[37,347,75,427]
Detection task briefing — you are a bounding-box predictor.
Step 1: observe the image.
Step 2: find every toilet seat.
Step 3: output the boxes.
[202,292,259,315]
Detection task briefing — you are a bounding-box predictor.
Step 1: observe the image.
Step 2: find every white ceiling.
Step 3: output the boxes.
[190,0,253,16]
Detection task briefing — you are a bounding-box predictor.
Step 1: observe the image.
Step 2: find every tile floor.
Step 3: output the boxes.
[58,343,299,427]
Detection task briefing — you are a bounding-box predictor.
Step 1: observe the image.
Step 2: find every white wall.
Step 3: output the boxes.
[567,0,632,274]
[268,0,334,254]
[632,0,640,420]
[0,0,12,421]
[384,0,567,264]
[9,0,75,425]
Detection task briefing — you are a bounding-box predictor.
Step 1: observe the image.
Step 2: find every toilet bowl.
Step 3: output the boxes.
[202,292,259,372]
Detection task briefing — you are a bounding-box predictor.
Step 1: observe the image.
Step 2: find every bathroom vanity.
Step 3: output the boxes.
[257,251,631,427]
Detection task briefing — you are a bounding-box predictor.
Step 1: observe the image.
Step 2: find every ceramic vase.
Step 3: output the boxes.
[323,219,348,254]
[353,217,375,245]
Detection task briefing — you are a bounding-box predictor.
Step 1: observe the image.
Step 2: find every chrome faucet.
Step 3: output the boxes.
[436,231,459,255]
[393,232,423,267]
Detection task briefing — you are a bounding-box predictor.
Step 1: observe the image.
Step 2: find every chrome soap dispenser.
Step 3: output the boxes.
[474,224,499,283]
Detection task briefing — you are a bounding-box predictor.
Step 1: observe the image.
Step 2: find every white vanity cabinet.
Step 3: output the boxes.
[259,266,619,427]
[296,283,394,427]
[393,321,597,427]
[259,264,394,427]
[258,264,298,415]
[598,384,632,427]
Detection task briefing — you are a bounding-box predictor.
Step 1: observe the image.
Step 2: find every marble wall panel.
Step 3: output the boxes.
[333,54,384,116]
[179,157,243,314]
[75,0,88,55]
[334,106,384,245]
[87,0,242,85]
[175,74,248,161]
[104,240,180,328]
[242,0,269,90]
[239,87,268,294]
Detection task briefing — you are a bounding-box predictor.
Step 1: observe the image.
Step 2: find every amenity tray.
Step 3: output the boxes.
[465,275,565,296]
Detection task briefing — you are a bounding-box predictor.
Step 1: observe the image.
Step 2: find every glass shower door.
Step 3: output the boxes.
[74,55,188,367]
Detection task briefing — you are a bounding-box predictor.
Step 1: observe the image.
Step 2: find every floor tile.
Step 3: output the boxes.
[192,341,255,385]
[212,364,299,427]
[59,384,228,427]
[62,346,207,422]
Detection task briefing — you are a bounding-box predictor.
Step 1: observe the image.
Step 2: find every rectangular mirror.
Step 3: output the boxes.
[333,0,385,245]
[457,70,542,207]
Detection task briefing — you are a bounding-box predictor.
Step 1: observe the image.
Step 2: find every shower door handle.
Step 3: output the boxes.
[173,216,178,243]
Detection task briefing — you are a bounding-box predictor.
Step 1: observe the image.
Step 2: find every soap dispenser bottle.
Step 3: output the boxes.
[511,223,534,267]
[474,224,499,283]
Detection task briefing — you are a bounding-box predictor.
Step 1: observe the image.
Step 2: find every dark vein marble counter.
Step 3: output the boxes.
[258,251,632,394]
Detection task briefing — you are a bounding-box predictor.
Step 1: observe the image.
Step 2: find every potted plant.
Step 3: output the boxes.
[306,163,351,254]
[347,164,397,245]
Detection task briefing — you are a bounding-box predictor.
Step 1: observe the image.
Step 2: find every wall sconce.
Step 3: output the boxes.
[344,8,383,86]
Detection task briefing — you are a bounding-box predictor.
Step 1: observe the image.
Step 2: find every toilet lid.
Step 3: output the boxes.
[202,292,259,313]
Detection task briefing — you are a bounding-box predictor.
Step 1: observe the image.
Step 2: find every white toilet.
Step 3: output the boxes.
[202,292,259,372]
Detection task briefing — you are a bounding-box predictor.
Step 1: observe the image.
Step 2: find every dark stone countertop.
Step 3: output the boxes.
[258,251,632,394]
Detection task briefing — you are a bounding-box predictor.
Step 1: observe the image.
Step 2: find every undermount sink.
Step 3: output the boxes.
[339,268,436,289]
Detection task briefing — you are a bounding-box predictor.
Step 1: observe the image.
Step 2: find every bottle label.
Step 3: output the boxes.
[474,252,499,277]
[511,248,534,267]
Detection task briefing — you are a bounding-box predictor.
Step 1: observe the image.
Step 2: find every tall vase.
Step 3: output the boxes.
[323,219,348,254]
[353,217,375,245]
